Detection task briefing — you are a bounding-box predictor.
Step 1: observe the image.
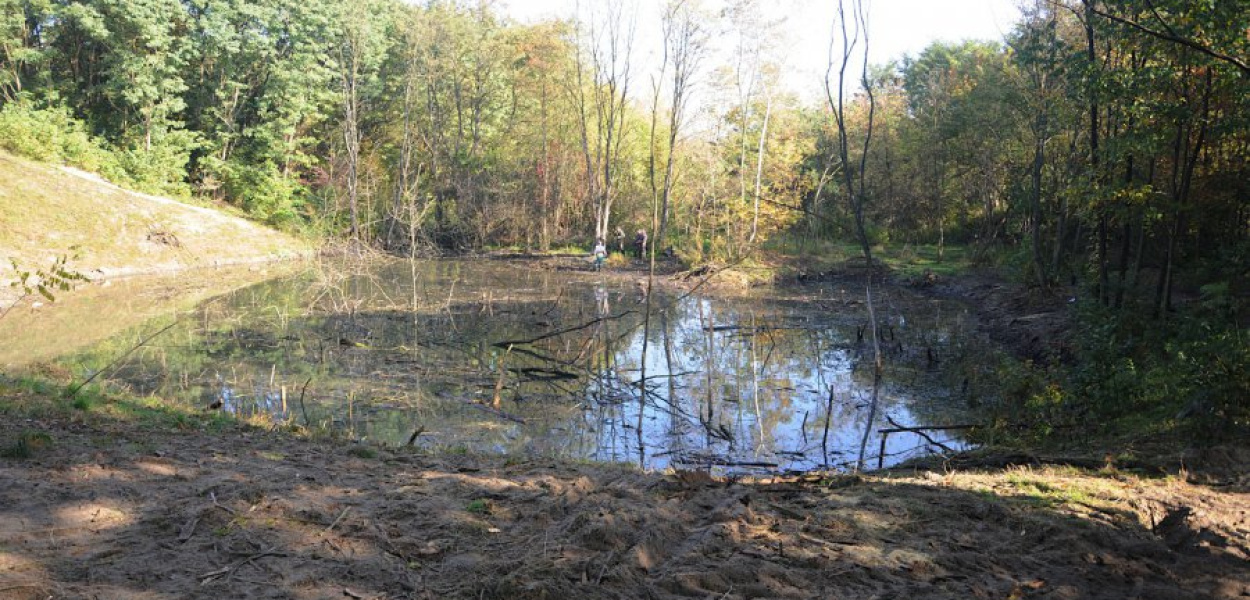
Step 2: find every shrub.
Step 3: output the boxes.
[0,101,200,197]
[1065,296,1249,443]
[0,431,52,459]
[115,128,198,198]
[219,160,305,227]
[0,101,118,174]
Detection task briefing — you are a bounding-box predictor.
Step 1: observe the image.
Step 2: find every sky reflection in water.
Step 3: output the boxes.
[50,259,979,472]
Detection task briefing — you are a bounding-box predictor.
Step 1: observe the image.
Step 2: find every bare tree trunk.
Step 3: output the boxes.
[647,43,668,250]
[340,33,363,240]
[572,1,633,243]
[737,76,753,253]
[1030,111,1049,285]
[389,70,415,249]
[539,80,552,251]
[1158,70,1213,316]
[748,90,772,245]
[824,0,875,266]
[1083,0,1109,303]
[657,1,704,253]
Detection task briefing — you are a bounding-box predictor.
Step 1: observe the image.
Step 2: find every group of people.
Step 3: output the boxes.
[591,228,647,271]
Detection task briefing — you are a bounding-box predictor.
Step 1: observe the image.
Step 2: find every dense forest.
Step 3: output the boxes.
[1,0,1247,441]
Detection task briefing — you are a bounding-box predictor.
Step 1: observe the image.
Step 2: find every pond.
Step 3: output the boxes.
[4,258,988,472]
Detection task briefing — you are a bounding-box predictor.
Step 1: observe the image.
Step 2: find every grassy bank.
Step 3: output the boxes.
[0,152,310,305]
[1,376,1246,599]
[765,239,976,280]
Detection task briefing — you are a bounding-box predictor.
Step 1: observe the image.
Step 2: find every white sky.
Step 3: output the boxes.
[501,0,1022,102]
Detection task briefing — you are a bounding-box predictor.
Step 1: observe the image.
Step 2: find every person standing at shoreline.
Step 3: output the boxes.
[592,238,607,271]
[633,229,648,259]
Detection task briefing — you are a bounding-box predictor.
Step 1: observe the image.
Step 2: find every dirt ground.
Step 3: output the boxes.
[1,403,1247,600]
[923,272,1075,366]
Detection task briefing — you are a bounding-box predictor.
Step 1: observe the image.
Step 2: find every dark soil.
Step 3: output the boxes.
[922,271,1076,365]
[780,258,1076,366]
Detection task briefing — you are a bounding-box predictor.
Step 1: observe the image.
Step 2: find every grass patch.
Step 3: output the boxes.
[347,446,378,459]
[0,374,245,435]
[996,467,1124,512]
[763,237,974,279]
[604,251,631,267]
[465,499,491,515]
[0,430,53,459]
[879,244,972,278]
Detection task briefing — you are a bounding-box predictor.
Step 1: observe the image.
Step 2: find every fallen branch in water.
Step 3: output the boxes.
[882,416,963,456]
[456,397,526,424]
[493,309,637,347]
[507,366,580,381]
[503,345,575,366]
[66,320,179,398]
[877,423,979,434]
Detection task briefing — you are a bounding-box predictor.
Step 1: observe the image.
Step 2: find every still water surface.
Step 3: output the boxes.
[12,259,984,472]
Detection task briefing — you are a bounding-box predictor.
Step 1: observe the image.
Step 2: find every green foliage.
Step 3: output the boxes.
[0,99,198,193]
[4,253,88,320]
[0,102,120,175]
[184,0,340,216]
[217,160,304,226]
[116,129,199,197]
[465,499,490,515]
[0,0,53,100]
[997,293,1249,446]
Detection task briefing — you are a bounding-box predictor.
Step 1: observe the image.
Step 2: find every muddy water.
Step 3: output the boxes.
[12,258,985,472]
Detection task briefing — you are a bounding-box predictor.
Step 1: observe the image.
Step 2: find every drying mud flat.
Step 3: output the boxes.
[1,391,1246,600]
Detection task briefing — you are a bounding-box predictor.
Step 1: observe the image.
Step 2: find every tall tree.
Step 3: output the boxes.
[0,0,52,103]
[571,0,634,242]
[824,0,875,265]
[335,0,391,240]
[652,0,706,252]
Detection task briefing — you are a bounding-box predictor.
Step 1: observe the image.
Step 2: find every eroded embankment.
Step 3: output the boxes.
[0,386,1246,600]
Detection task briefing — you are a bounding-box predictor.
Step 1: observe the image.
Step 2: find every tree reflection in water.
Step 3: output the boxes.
[49,259,981,473]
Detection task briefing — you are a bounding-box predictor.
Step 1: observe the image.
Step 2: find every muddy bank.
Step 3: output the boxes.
[762,253,1071,365]
[921,272,1075,366]
[1,390,1246,600]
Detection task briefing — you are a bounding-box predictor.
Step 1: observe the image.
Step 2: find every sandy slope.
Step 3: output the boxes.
[0,152,309,303]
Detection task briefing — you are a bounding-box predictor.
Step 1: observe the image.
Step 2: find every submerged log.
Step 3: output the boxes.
[507,366,580,381]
